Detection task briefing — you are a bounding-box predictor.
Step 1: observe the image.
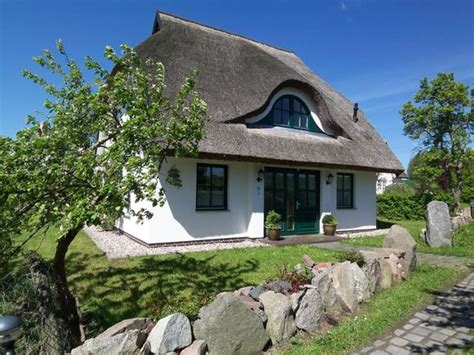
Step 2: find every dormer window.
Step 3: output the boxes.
[272,95,310,130]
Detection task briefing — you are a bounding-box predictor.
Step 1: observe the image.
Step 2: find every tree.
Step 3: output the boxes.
[0,41,207,348]
[400,73,473,211]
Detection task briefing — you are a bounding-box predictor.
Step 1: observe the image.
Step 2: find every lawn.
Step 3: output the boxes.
[16,230,346,336]
[281,264,463,354]
[342,220,474,259]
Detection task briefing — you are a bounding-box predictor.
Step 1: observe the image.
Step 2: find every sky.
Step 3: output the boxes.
[1,0,473,169]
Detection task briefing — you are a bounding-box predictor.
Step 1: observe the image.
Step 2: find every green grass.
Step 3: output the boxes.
[342,220,474,259]
[16,230,345,336]
[281,265,463,354]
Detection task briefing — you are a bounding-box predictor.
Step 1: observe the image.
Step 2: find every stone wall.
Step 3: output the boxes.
[71,225,417,355]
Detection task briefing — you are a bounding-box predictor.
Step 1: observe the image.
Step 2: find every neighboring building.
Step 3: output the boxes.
[117,12,404,245]
[376,172,408,194]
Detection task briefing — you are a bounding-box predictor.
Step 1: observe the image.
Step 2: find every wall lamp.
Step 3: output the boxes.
[257,168,264,182]
[0,315,22,355]
[326,173,334,185]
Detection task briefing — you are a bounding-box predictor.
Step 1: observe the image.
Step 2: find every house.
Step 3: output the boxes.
[376,172,409,194]
[117,11,404,245]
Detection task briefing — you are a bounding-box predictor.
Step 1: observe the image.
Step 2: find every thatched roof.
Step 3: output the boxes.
[135,12,403,173]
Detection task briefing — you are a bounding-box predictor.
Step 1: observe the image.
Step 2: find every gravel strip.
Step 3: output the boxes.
[337,229,390,239]
[84,226,269,259]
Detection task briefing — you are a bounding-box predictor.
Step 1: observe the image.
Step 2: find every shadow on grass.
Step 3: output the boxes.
[376,219,396,229]
[66,251,259,335]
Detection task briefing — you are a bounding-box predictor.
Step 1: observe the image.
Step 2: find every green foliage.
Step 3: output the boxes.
[265,210,282,229]
[383,181,416,195]
[377,192,430,220]
[0,41,207,257]
[337,250,365,267]
[279,264,314,292]
[322,214,337,226]
[400,73,473,210]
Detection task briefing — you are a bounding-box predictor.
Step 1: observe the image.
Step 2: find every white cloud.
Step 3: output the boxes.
[340,1,348,11]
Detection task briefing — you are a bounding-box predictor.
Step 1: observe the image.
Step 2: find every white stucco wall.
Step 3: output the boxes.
[118,158,377,244]
[118,157,265,244]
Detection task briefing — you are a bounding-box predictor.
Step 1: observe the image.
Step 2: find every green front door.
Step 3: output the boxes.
[264,168,320,235]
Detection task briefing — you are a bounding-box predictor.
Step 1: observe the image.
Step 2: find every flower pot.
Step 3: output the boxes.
[323,224,337,236]
[267,228,281,241]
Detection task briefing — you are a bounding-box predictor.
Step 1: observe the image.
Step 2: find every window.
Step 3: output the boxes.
[272,95,310,130]
[196,164,228,210]
[337,173,353,208]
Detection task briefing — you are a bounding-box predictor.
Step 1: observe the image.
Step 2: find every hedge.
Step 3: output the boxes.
[377,193,431,220]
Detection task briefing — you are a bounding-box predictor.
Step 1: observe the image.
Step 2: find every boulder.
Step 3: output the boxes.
[426,201,452,247]
[181,340,208,355]
[234,286,254,297]
[303,254,316,269]
[294,288,325,333]
[362,257,382,294]
[142,313,192,354]
[193,292,269,355]
[97,318,154,339]
[260,291,296,344]
[71,330,141,354]
[385,254,403,283]
[290,290,305,312]
[248,285,262,300]
[383,225,417,271]
[237,294,267,323]
[331,262,370,313]
[261,280,292,295]
[311,269,346,321]
[379,259,394,289]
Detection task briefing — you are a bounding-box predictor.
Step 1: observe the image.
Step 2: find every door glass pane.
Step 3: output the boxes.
[264,172,273,191]
[264,190,272,212]
[275,173,284,189]
[275,189,284,213]
[286,173,294,230]
[337,174,343,190]
[298,174,307,190]
[308,191,316,208]
[298,191,307,209]
[308,174,316,190]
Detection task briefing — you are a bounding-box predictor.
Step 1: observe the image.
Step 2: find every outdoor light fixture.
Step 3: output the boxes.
[0,315,22,355]
[326,173,334,185]
[257,168,264,182]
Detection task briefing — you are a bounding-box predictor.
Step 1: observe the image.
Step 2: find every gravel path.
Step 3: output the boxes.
[84,226,269,259]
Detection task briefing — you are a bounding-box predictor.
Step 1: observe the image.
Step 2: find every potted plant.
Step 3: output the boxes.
[322,214,338,236]
[265,210,282,241]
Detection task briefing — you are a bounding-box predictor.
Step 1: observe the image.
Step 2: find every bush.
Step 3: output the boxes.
[265,210,282,229]
[279,264,313,292]
[322,214,337,226]
[377,192,428,220]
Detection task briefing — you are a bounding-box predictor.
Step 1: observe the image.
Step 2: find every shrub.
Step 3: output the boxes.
[338,250,365,267]
[322,214,337,226]
[265,210,282,229]
[279,264,313,292]
[377,192,431,220]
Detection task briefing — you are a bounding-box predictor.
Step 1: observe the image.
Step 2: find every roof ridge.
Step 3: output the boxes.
[158,11,294,54]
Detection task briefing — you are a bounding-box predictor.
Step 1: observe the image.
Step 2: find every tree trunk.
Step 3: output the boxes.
[52,224,83,350]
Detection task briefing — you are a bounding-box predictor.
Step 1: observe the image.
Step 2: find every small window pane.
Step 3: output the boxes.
[197,186,210,207]
[212,187,225,206]
[274,109,282,124]
[281,111,290,125]
[275,99,282,109]
[300,115,308,128]
[282,97,290,110]
[344,175,352,187]
[300,105,307,114]
[197,166,210,185]
[212,167,225,187]
[294,100,301,113]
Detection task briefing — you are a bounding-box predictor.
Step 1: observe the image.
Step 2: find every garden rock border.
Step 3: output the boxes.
[72,225,416,355]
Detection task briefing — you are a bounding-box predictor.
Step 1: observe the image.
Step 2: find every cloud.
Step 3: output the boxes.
[340,1,348,11]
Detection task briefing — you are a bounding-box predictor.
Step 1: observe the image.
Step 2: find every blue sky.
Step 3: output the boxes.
[1,0,473,168]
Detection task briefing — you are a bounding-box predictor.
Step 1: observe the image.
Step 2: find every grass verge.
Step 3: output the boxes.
[281,265,464,354]
[342,220,474,259]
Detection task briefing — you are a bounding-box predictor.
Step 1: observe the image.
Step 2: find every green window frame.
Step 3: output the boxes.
[258,95,323,133]
[337,173,354,209]
[196,164,228,210]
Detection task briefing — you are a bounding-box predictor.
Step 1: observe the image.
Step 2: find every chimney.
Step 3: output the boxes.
[353,103,359,122]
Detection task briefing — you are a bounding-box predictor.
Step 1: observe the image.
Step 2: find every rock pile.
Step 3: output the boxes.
[71,225,416,355]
